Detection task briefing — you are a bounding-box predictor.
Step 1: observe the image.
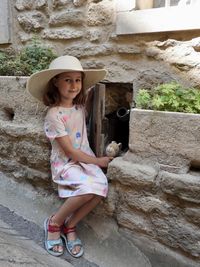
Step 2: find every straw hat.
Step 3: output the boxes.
[26,55,107,102]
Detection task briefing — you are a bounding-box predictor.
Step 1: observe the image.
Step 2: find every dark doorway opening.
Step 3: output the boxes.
[88,82,133,156]
[104,82,133,153]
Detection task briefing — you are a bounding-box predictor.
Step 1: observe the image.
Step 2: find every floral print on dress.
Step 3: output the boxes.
[76,132,81,138]
[61,115,68,123]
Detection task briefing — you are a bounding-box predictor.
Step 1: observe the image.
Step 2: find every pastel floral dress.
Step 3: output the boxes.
[44,105,108,198]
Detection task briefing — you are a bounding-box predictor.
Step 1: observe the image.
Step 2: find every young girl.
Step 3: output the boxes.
[27,55,112,258]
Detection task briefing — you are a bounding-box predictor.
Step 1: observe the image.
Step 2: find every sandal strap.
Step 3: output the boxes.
[48,224,61,233]
[47,216,61,233]
[62,225,76,234]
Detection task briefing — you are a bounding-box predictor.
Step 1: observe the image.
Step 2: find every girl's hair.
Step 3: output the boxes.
[43,72,86,107]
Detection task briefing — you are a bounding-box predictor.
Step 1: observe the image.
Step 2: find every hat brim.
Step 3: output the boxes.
[26,68,107,102]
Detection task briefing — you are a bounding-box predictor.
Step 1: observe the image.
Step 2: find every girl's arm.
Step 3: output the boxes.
[56,135,112,168]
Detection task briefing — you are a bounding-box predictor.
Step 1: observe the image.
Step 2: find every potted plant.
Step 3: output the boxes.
[127,82,200,173]
[135,82,200,114]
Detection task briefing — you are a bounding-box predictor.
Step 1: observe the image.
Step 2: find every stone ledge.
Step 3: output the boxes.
[159,171,200,203]
[108,157,158,188]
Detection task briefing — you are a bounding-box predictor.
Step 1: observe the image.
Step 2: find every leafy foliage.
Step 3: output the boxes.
[135,82,200,114]
[0,39,57,76]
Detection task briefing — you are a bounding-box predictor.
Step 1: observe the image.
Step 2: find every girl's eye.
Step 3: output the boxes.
[64,79,81,83]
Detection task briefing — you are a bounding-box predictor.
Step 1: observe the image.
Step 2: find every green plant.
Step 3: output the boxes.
[0,39,57,76]
[135,82,200,114]
[19,39,57,75]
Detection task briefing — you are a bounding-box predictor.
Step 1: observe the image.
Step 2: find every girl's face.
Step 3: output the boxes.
[55,72,82,104]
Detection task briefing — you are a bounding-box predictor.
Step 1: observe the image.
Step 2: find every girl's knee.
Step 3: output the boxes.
[81,194,103,203]
[82,193,94,202]
[94,195,103,203]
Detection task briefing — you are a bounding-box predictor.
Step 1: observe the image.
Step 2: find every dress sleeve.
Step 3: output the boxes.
[44,112,68,141]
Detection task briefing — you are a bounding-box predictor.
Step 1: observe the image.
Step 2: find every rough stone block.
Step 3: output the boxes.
[107,157,158,189]
[124,193,170,216]
[185,208,200,226]
[73,0,85,7]
[0,121,50,173]
[0,76,51,189]
[35,0,48,10]
[92,185,119,217]
[64,42,114,57]
[85,28,103,42]
[87,1,114,26]
[117,45,141,54]
[15,0,33,11]
[14,140,50,171]
[49,10,84,26]
[159,171,200,204]
[17,12,45,32]
[148,38,200,83]
[0,76,46,123]
[15,0,47,11]
[129,109,200,173]
[117,209,154,236]
[151,216,200,258]
[42,29,83,40]
[52,0,71,9]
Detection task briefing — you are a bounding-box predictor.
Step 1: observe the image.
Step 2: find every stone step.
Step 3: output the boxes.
[0,218,72,267]
[0,172,151,267]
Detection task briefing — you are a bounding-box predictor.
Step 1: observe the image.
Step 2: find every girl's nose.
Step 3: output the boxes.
[70,80,76,88]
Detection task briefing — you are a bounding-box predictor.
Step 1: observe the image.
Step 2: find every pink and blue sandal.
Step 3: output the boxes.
[44,217,64,257]
[62,225,84,258]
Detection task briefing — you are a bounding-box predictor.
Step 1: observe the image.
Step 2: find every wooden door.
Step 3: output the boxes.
[89,83,106,157]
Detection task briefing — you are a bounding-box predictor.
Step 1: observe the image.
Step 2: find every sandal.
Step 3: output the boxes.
[44,217,64,257]
[62,225,84,258]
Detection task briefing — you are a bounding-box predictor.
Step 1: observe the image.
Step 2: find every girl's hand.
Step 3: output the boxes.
[97,156,113,168]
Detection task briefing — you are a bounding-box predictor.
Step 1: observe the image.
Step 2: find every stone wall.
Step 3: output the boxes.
[106,157,200,261]
[105,109,200,262]
[0,77,53,191]
[1,0,200,88]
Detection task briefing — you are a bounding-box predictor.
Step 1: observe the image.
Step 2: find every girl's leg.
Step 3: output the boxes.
[48,194,94,252]
[67,195,102,228]
[53,194,94,225]
[64,195,102,255]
